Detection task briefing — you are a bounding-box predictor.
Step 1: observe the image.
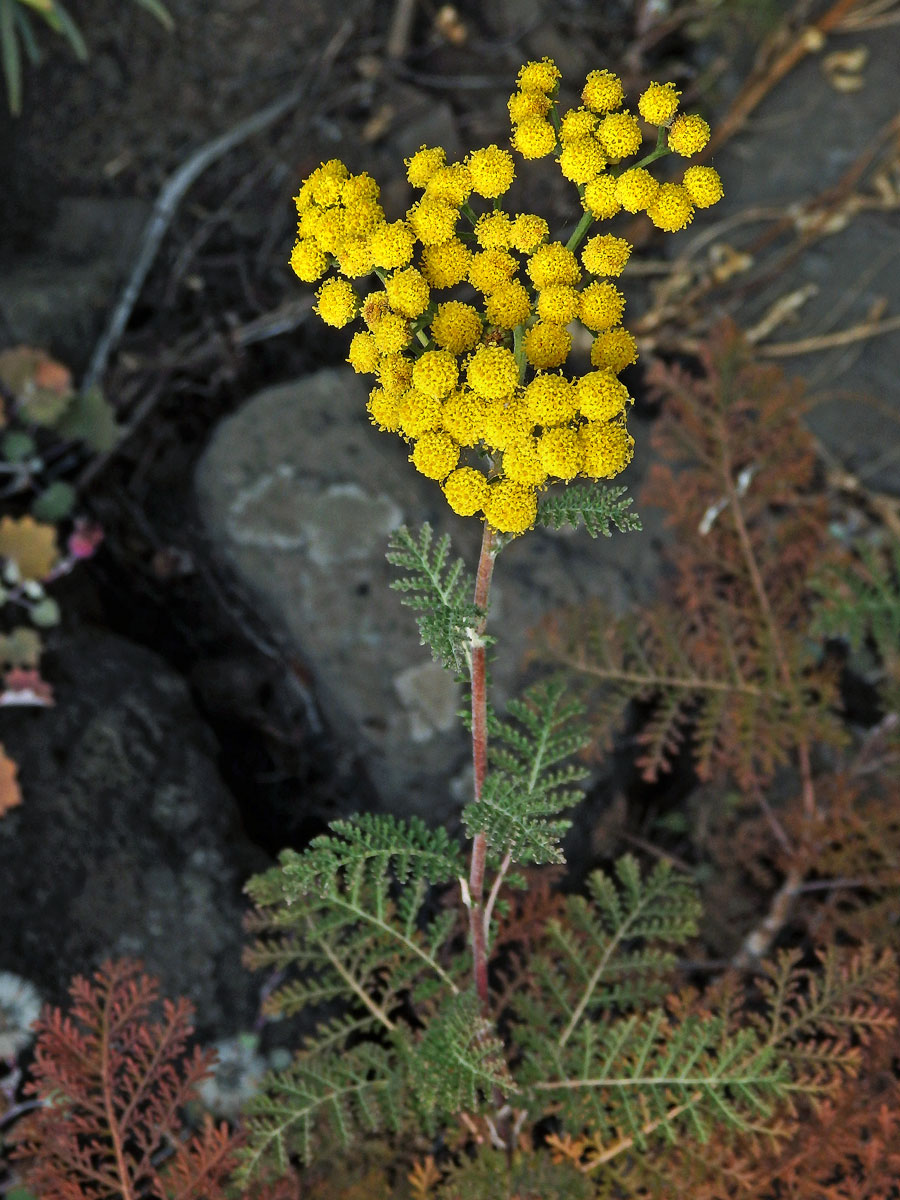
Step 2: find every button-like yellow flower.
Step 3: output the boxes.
[509,213,549,254]
[385,267,431,318]
[419,239,472,288]
[367,387,402,432]
[430,302,483,354]
[637,82,681,126]
[579,281,626,332]
[682,165,724,208]
[582,69,624,114]
[315,278,358,327]
[582,234,632,277]
[425,162,473,207]
[517,58,561,93]
[485,281,531,330]
[575,370,631,420]
[483,478,538,534]
[507,90,552,124]
[597,111,643,159]
[442,466,489,515]
[538,426,583,479]
[466,346,519,399]
[373,312,412,355]
[524,322,572,370]
[559,107,599,143]
[347,331,379,375]
[411,430,459,480]
[468,250,518,295]
[583,174,622,220]
[475,211,513,250]
[502,436,548,487]
[527,242,581,289]
[579,420,634,478]
[667,113,711,157]
[468,146,516,198]
[536,285,580,326]
[411,350,459,399]
[614,167,660,214]
[591,327,639,372]
[406,145,446,188]
[289,238,327,282]
[441,389,488,446]
[523,373,578,427]
[646,182,694,231]
[512,117,557,160]
[558,136,606,184]
[398,388,444,438]
[408,198,459,245]
[370,221,415,270]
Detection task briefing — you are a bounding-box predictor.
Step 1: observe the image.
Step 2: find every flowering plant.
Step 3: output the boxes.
[234,59,893,1197]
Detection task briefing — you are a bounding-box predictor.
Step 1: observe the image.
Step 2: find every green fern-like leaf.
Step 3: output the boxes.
[386,523,486,675]
[536,483,642,538]
[406,990,515,1122]
[463,680,589,866]
[235,1043,401,1182]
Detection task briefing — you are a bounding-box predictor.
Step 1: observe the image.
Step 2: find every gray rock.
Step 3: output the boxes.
[699,27,900,491]
[0,630,263,1034]
[196,367,660,824]
[0,197,148,373]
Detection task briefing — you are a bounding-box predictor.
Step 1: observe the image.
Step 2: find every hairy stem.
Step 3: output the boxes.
[468,521,498,1007]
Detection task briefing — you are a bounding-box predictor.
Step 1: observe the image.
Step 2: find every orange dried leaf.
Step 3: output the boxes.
[0,744,22,817]
[0,516,59,580]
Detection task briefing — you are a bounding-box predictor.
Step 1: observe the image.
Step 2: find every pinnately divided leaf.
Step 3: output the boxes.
[536,483,642,538]
[386,522,485,675]
[464,680,589,865]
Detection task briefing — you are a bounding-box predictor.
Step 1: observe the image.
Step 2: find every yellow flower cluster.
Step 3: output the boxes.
[288,61,723,536]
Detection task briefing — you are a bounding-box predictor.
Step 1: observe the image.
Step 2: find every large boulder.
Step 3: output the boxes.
[196,367,660,825]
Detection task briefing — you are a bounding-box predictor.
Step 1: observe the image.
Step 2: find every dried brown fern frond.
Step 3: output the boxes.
[11,959,241,1200]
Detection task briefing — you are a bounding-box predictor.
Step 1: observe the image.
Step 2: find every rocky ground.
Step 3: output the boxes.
[1,0,898,1065]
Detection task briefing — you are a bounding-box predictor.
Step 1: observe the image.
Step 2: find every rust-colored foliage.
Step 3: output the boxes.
[542,320,844,793]
[12,959,240,1200]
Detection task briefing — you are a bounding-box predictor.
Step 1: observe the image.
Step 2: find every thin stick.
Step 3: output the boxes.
[81,18,354,393]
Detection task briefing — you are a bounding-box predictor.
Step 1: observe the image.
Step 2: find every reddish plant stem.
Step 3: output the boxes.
[468,521,498,1008]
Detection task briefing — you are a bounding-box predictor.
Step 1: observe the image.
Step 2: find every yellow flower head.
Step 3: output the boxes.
[341,172,380,207]
[290,238,327,282]
[614,167,660,214]
[441,388,488,446]
[335,236,374,278]
[370,221,415,270]
[527,242,581,289]
[575,370,631,420]
[582,234,632,277]
[385,267,431,317]
[559,107,599,143]
[408,198,458,246]
[342,200,384,240]
[483,478,538,535]
[638,81,681,126]
[309,159,349,207]
[502,437,548,488]
[558,137,606,184]
[468,249,518,295]
[597,111,643,159]
[536,285,580,326]
[412,350,459,399]
[425,162,473,207]
[347,331,379,375]
[579,420,634,478]
[419,239,472,288]
[512,117,557,160]
[475,211,513,250]
[311,207,346,253]
[443,466,489,515]
[582,69,624,114]
[523,373,577,427]
[406,145,446,188]
[468,146,516,198]
[517,58,561,93]
[509,213,549,254]
[523,322,572,370]
[362,292,390,330]
[538,426,583,479]
[507,89,552,124]
[411,429,459,480]
[377,353,414,395]
[682,165,724,208]
[430,301,483,354]
[667,113,711,157]
[591,326,639,372]
[466,345,519,399]
[579,281,626,332]
[367,387,402,432]
[315,278,358,327]
[398,388,444,438]
[373,312,412,355]
[583,174,621,220]
[646,182,694,232]
[485,281,532,330]
[481,395,532,451]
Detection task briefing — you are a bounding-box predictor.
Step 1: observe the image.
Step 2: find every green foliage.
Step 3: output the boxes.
[536,482,641,538]
[406,990,514,1122]
[387,523,486,675]
[1,0,172,114]
[464,680,589,865]
[236,1043,402,1181]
